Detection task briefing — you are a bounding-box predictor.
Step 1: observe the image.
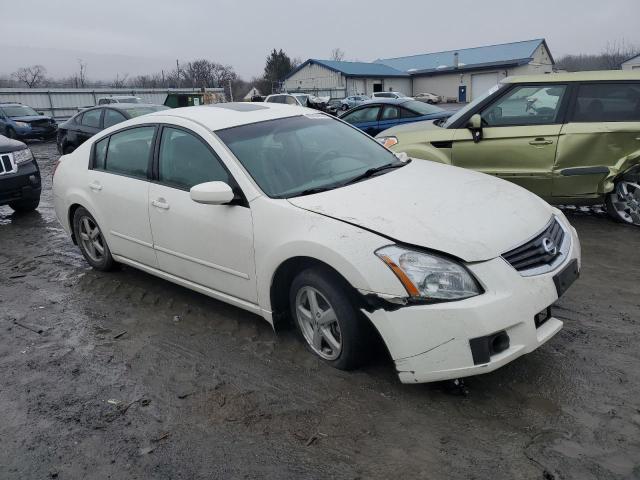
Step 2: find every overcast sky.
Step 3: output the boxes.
[1,0,639,80]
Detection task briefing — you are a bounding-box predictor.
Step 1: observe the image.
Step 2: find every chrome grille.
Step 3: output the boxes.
[503,217,568,276]
[0,153,16,175]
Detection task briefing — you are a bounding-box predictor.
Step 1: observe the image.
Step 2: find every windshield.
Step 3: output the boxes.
[216,114,403,198]
[124,106,169,117]
[403,100,445,115]
[442,83,505,128]
[3,105,40,117]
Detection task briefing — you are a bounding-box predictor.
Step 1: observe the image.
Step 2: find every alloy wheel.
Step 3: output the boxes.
[78,215,106,263]
[610,181,640,225]
[295,286,342,361]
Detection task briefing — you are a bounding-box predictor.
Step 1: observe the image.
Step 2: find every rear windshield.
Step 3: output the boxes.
[402,100,445,115]
[123,106,169,117]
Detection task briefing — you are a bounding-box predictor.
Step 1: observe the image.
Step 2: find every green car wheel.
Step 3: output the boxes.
[606,180,640,226]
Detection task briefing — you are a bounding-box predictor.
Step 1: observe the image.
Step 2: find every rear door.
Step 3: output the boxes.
[77,108,104,145]
[451,84,569,198]
[88,125,158,266]
[554,82,640,198]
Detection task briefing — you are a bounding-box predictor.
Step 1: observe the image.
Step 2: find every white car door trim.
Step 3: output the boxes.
[112,254,262,315]
[153,244,250,280]
[110,230,153,248]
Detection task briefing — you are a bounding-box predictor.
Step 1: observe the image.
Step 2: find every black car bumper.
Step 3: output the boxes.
[0,160,41,205]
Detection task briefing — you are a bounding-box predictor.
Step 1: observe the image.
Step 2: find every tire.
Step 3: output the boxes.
[605,180,640,226]
[72,207,117,271]
[342,104,348,111]
[6,127,16,139]
[289,266,370,370]
[9,198,40,213]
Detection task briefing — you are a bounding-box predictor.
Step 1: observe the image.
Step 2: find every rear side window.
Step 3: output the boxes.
[82,109,102,128]
[158,127,228,190]
[400,108,419,118]
[572,83,640,122]
[381,105,400,120]
[94,137,108,169]
[342,106,381,124]
[103,109,127,128]
[104,126,154,179]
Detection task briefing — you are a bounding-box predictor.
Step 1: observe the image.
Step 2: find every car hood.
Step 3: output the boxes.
[287,160,553,262]
[11,115,52,122]
[0,134,27,153]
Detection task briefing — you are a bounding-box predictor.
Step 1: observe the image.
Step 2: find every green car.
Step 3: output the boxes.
[377,71,640,226]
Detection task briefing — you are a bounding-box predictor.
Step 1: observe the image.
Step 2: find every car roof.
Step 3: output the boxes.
[505,70,640,84]
[145,102,313,130]
[357,98,413,106]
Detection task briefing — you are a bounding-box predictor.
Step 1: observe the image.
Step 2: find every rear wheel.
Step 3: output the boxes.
[605,180,640,226]
[72,207,117,271]
[289,266,370,370]
[9,198,39,213]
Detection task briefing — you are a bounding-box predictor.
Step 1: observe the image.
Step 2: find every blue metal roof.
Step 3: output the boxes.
[285,59,408,79]
[375,39,549,74]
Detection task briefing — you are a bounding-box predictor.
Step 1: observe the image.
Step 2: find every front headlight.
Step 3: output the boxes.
[376,136,398,149]
[13,148,34,165]
[14,121,30,128]
[376,245,481,302]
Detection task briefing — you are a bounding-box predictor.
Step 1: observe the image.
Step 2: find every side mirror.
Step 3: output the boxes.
[467,113,483,143]
[190,181,235,205]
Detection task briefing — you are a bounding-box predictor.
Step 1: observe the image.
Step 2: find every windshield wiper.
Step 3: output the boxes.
[291,186,338,197]
[341,161,408,187]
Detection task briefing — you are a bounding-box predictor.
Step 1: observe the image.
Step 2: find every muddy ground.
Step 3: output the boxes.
[1,141,639,480]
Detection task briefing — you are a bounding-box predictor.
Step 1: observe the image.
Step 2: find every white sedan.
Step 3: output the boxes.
[52,102,581,383]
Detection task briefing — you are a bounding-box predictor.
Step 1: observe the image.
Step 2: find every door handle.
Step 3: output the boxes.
[151,199,170,210]
[529,138,553,146]
[88,181,102,191]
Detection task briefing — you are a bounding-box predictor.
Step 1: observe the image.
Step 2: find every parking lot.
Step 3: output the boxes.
[0,140,638,479]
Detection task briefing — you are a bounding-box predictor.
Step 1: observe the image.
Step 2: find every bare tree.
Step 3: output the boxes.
[77,59,88,87]
[330,48,345,62]
[556,40,639,72]
[12,65,47,88]
[111,73,129,88]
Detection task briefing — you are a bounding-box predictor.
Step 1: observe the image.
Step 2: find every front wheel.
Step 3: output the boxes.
[9,198,40,213]
[290,267,370,370]
[72,207,117,270]
[605,180,640,226]
[341,104,348,111]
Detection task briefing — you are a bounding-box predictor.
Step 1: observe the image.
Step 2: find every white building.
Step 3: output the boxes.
[621,54,640,71]
[285,39,555,102]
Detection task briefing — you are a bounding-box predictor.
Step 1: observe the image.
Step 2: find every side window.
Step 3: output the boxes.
[93,137,108,169]
[103,109,127,128]
[381,105,400,120]
[481,85,567,126]
[82,109,103,128]
[572,83,640,122]
[104,126,155,179]
[400,108,419,118]
[285,96,298,105]
[158,127,229,190]
[342,106,381,124]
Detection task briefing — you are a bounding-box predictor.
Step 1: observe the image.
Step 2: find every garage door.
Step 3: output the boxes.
[471,72,499,100]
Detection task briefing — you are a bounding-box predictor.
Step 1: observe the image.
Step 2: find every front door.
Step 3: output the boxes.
[451,84,569,199]
[554,81,640,198]
[147,126,257,303]
[88,126,158,266]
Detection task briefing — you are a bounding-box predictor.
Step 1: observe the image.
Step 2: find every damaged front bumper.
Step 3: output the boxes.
[362,224,581,384]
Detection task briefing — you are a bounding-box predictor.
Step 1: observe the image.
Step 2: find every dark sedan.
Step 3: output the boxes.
[56,103,169,154]
[339,98,454,137]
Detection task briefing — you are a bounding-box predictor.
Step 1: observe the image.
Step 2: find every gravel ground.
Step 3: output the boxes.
[1,141,639,480]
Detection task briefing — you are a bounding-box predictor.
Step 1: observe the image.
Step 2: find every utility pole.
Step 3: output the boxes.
[228,79,233,102]
[176,59,181,88]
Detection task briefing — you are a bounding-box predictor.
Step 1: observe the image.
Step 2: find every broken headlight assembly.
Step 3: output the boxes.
[376,136,398,149]
[376,245,481,302]
[13,148,34,165]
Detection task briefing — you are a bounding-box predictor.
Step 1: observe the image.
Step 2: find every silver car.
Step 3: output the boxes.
[340,95,370,111]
